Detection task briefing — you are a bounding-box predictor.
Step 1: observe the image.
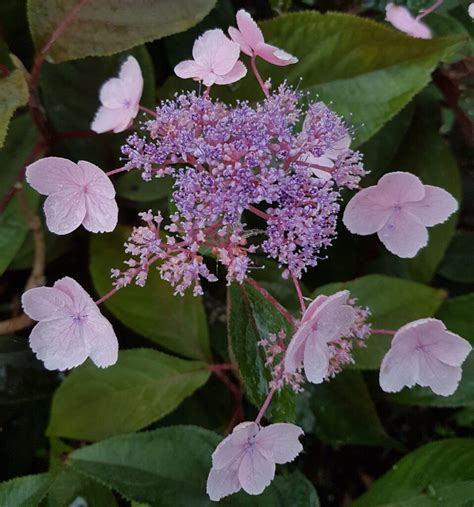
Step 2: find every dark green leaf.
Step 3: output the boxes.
[228,283,296,422]
[48,349,210,441]
[436,293,474,342]
[89,226,211,361]
[115,173,173,203]
[439,232,474,284]
[353,439,474,506]
[0,473,50,507]
[0,67,29,147]
[313,275,445,369]
[28,0,216,62]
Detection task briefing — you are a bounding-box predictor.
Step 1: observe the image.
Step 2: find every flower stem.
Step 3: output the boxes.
[255,385,276,425]
[417,0,444,19]
[247,204,270,220]
[250,55,269,98]
[371,328,396,335]
[94,287,119,305]
[291,273,306,315]
[138,105,157,117]
[106,167,128,176]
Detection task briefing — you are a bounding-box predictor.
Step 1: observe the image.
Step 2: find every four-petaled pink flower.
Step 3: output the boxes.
[343,171,457,258]
[229,9,298,66]
[91,56,143,133]
[207,421,303,501]
[174,29,247,86]
[380,318,471,396]
[385,3,432,39]
[22,277,119,371]
[26,157,118,235]
[285,291,355,384]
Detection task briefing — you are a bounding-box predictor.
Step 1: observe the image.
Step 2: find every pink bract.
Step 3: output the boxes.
[91,55,143,133]
[284,290,355,384]
[206,421,303,501]
[22,277,118,371]
[229,9,298,66]
[380,318,471,396]
[26,157,118,235]
[174,29,247,86]
[385,3,432,39]
[343,171,457,258]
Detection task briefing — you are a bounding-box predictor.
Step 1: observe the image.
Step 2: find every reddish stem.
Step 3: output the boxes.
[208,363,235,372]
[138,105,157,117]
[94,287,119,306]
[291,273,306,315]
[371,328,396,336]
[255,385,276,425]
[246,277,296,327]
[0,64,11,77]
[417,0,444,19]
[106,167,128,176]
[247,204,270,221]
[250,55,269,98]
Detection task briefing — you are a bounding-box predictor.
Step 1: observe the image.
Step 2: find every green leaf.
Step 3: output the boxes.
[235,11,463,146]
[228,283,296,422]
[436,293,474,341]
[0,474,50,507]
[48,349,210,441]
[438,232,474,284]
[28,0,216,63]
[70,426,316,506]
[353,439,474,506]
[307,370,398,448]
[115,173,172,203]
[313,275,445,369]
[89,226,211,361]
[40,46,155,167]
[0,68,29,147]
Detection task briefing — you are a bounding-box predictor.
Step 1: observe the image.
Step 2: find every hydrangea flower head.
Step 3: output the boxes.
[26,157,118,235]
[380,318,471,396]
[91,56,143,133]
[229,9,298,66]
[385,3,432,39]
[284,290,358,383]
[207,421,303,501]
[22,277,118,371]
[174,29,247,86]
[343,171,457,258]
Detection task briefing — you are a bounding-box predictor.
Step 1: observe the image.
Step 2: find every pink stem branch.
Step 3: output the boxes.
[139,105,157,117]
[247,204,270,220]
[291,273,306,315]
[106,167,128,176]
[371,328,396,336]
[250,55,269,98]
[208,363,236,372]
[417,0,444,19]
[255,386,276,425]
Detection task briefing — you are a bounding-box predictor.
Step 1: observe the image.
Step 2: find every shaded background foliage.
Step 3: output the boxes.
[0,0,473,505]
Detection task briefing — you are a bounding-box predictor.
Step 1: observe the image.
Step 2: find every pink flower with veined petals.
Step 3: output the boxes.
[26,157,118,235]
[385,3,432,39]
[343,171,457,258]
[380,318,471,396]
[91,56,143,133]
[207,421,303,501]
[22,277,118,371]
[229,9,298,66]
[284,290,356,384]
[174,29,247,87]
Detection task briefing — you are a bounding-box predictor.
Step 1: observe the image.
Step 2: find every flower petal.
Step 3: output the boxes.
[212,422,258,469]
[193,29,240,76]
[404,185,458,227]
[82,193,118,233]
[236,9,264,49]
[417,353,462,396]
[386,3,431,39]
[91,105,133,134]
[314,291,355,343]
[228,26,252,56]
[86,313,119,368]
[377,171,425,204]
[207,463,242,501]
[284,321,311,373]
[256,423,303,464]
[301,295,328,325]
[255,43,298,66]
[379,341,420,393]
[78,161,116,198]
[303,335,330,384]
[213,61,247,85]
[99,77,127,109]
[238,449,275,496]
[118,56,143,106]
[377,209,428,258]
[26,157,83,195]
[29,318,90,371]
[43,189,87,235]
[174,60,204,80]
[21,287,73,321]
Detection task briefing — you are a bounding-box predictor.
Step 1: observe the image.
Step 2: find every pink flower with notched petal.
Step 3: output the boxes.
[22,277,118,371]
[343,171,457,258]
[174,29,247,87]
[284,290,356,384]
[385,3,432,39]
[380,318,471,396]
[91,56,143,133]
[26,157,118,235]
[229,9,298,66]
[206,421,303,501]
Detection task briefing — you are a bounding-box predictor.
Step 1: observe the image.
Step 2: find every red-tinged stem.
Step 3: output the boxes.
[208,363,235,372]
[292,273,306,315]
[106,167,128,176]
[247,277,296,328]
[417,0,444,19]
[250,55,269,98]
[29,0,92,139]
[138,105,157,117]
[371,328,396,336]
[0,64,11,77]
[247,204,270,221]
[94,287,119,306]
[255,385,276,425]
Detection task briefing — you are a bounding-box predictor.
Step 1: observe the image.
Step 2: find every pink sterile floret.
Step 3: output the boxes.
[174,29,247,86]
[385,3,432,39]
[229,9,298,66]
[380,318,471,396]
[207,421,303,501]
[91,55,143,133]
[22,277,118,371]
[284,290,356,384]
[343,171,457,258]
[26,156,118,235]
